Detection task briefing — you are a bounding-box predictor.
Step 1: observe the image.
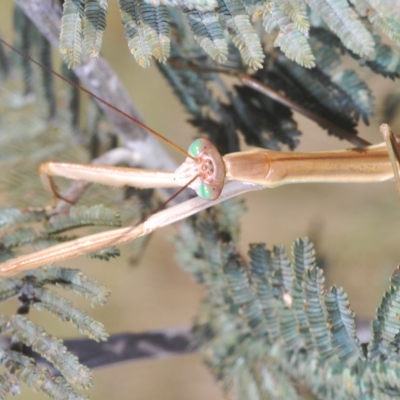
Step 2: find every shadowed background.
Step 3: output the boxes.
[1,1,400,399]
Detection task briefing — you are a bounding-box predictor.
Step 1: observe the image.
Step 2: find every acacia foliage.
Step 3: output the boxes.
[59,0,400,69]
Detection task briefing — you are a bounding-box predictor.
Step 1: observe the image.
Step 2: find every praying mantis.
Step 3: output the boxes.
[0,33,400,278]
[0,22,400,280]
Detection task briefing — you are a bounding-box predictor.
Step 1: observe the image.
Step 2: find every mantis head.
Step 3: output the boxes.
[174,138,226,200]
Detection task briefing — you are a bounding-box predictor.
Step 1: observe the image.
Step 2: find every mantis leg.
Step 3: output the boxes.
[39,162,180,201]
[0,181,263,277]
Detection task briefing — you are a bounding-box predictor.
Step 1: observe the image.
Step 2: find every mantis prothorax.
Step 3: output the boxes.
[0,41,399,278]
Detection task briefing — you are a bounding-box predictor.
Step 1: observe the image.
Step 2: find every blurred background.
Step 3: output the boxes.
[1,1,400,399]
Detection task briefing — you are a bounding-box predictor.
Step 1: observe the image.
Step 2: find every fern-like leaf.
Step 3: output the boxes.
[303,266,334,358]
[33,235,79,250]
[273,0,309,35]
[85,246,121,260]
[351,0,400,45]
[290,238,314,348]
[2,228,37,249]
[10,315,92,389]
[249,243,272,274]
[33,287,109,341]
[224,255,270,339]
[181,8,228,63]
[368,266,400,360]
[214,198,245,241]
[279,308,304,350]
[305,0,375,58]
[275,58,359,135]
[0,348,87,400]
[27,267,110,307]
[0,250,14,264]
[272,245,293,293]
[174,200,400,397]
[325,286,363,365]
[0,372,17,400]
[248,244,280,342]
[157,0,217,12]
[231,82,301,150]
[45,205,121,234]
[366,39,400,80]
[310,26,400,80]
[60,0,84,68]
[120,0,152,67]
[0,278,22,303]
[217,0,264,69]
[119,0,170,67]
[262,2,315,67]
[310,33,341,71]
[1,315,92,389]
[158,58,215,116]
[332,69,375,125]
[0,207,45,231]
[274,24,315,68]
[292,237,315,280]
[83,0,108,58]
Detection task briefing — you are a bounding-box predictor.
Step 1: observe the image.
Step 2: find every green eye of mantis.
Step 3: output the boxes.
[188,138,208,157]
[196,183,217,200]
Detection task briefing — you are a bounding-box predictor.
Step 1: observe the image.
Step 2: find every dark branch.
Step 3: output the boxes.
[1,328,193,372]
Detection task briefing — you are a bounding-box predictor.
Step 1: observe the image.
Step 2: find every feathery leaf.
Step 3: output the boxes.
[85,246,121,260]
[10,315,92,388]
[325,286,363,365]
[262,2,315,67]
[224,255,270,339]
[0,207,45,231]
[45,205,121,234]
[33,287,109,341]
[2,228,37,249]
[366,39,400,79]
[305,0,375,58]
[303,266,334,358]
[27,267,110,307]
[248,244,281,342]
[274,0,309,35]
[332,69,375,125]
[157,0,217,11]
[0,278,22,303]
[350,0,400,45]
[119,0,170,67]
[83,0,108,58]
[60,0,84,68]
[218,0,264,69]
[368,266,400,360]
[181,8,228,63]
[0,348,87,400]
